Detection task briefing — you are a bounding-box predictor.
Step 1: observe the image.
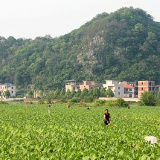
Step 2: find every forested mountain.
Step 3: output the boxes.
[0,7,160,91]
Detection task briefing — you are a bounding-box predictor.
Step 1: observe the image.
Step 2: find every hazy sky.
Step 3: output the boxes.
[1,0,160,39]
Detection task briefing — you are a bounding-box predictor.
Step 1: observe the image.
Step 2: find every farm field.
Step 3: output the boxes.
[0,103,160,159]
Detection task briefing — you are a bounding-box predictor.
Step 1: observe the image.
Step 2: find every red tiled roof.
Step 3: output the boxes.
[124,85,134,89]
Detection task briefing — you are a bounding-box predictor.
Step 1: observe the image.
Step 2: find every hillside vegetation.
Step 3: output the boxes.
[0,7,160,90]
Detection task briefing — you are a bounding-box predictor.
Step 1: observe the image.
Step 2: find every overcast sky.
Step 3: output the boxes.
[1,0,160,39]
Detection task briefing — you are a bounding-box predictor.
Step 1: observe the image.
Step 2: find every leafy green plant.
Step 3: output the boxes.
[0,100,8,104]
[38,98,44,104]
[140,91,156,106]
[94,99,106,106]
[115,98,129,107]
[70,97,81,103]
[0,104,159,159]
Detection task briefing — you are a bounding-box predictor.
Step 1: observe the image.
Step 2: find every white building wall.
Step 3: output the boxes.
[124,88,135,98]
[0,84,16,98]
[103,80,124,98]
[115,84,124,98]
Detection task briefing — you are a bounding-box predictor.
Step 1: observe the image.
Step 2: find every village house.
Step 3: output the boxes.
[138,81,155,98]
[119,81,137,98]
[65,80,81,92]
[65,80,98,92]
[123,85,135,98]
[0,83,16,98]
[79,81,97,91]
[103,80,124,98]
[65,79,160,99]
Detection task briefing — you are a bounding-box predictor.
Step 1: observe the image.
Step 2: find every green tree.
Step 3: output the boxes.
[81,88,88,98]
[54,89,60,99]
[46,95,52,104]
[100,87,106,97]
[106,88,114,97]
[116,98,129,107]
[65,89,72,99]
[38,98,44,104]
[71,89,76,97]
[88,89,93,96]
[27,90,34,98]
[140,91,156,106]
[75,89,81,97]
[5,90,10,98]
[60,88,65,97]
[156,91,160,105]
[93,88,100,98]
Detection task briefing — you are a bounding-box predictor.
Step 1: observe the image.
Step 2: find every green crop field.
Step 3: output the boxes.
[0,103,160,159]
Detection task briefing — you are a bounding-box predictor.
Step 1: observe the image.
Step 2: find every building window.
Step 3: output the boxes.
[12,87,13,89]
[129,94,132,98]
[12,91,13,93]
[142,88,143,90]
[129,89,132,91]
[118,92,120,95]
[118,87,120,89]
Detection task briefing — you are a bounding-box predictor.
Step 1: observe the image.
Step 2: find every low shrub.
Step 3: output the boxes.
[115,98,129,107]
[70,97,81,103]
[94,100,107,106]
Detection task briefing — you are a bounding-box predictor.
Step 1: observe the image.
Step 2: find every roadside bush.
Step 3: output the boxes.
[84,95,94,103]
[95,100,107,106]
[60,96,67,103]
[70,97,81,103]
[46,96,52,104]
[115,98,129,107]
[0,100,8,104]
[16,89,26,98]
[139,91,156,106]
[38,98,44,104]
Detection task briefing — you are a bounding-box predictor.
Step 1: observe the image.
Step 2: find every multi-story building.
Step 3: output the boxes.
[124,85,135,98]
[103,80,124,98]
[138,81,155,98]
[65,80,80,92]
[0,83,16,98]
[65,80,97,92]
[155,85,160,95]
[119,81,137,97]
[79,81,96,91]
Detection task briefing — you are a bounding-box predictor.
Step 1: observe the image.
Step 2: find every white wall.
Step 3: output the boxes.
[103,80,124,98]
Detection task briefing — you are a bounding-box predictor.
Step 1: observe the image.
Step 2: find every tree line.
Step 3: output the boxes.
[27,88,114,103]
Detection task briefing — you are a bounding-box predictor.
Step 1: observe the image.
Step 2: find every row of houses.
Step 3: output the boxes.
[0,83,16,98]
[65,80,160,98]
[0,80,159,99]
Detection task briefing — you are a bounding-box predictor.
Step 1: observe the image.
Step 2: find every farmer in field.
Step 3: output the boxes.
[104,109,111,125]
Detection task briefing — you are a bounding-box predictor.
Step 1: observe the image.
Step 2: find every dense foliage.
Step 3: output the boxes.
[0,7,160,91]
[139,91,157,106]
[115,98,129,107]
[0,104,160,159]
[36,87,114,103]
